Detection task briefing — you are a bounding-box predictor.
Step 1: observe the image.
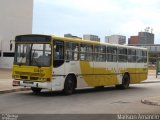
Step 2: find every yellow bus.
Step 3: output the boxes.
[12,34,148,95]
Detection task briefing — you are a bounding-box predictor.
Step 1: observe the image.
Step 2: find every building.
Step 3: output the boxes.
[64,34,82,39]
[138,32,154,44]
[128,36,139,44]
[105,35,126,44]
[128,31,154,45]
[0,0,33,68]
[83,34,100,42]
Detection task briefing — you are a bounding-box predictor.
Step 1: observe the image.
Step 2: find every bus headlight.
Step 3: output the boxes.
[13,75,20,79]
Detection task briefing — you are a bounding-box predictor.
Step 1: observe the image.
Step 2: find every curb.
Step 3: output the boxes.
[141,81,160,84]
[141,98,160,106]
[0,88,31,94]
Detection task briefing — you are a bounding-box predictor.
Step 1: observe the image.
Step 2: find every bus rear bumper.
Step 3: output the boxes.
[13,80,52,90]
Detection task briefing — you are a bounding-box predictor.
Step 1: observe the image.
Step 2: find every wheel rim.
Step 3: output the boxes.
[124,76,129,88]
[68,79,74,92]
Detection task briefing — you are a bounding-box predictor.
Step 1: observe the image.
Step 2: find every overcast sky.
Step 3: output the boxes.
[33,0,160,43]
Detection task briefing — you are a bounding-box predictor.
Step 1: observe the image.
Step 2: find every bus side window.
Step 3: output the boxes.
[107,46,117,62]
[65,42,79,61]
[143,51,147,63]
[94,45,106,62]
[128,49,136,62]
[80,44,93,61]
[136,50,143,63]
[118,47,127,62]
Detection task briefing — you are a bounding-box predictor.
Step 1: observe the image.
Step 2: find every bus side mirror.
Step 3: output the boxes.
[10,43,13,51]
[10,40,15,51]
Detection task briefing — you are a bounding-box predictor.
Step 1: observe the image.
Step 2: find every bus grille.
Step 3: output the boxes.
[30,77,39,80]
[20,76,28,80]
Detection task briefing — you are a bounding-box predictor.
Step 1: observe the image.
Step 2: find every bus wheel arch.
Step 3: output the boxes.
[63,74,77,95]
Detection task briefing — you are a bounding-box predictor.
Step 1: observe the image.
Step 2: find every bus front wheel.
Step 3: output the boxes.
[63,75,75,95]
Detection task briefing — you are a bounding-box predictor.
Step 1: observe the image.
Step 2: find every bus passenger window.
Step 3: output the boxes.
[118,47,127,62]
[107,46,117,62]
[143,51,147,63]
[136,50,143,63]
[128,49,136,62]
[94,45,106,62]
[80,44,93,61]
[65,42,79,61]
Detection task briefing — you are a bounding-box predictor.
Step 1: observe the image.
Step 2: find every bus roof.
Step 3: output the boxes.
[15,34,147,51]
[51,35,147,51]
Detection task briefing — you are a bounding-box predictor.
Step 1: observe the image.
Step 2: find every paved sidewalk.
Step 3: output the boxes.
[141,75,160,106]
[141,96,160,106]
[0,69,30,94]
[142,76,160,83]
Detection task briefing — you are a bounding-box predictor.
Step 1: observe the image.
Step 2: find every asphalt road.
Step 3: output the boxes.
[0,82,160,114]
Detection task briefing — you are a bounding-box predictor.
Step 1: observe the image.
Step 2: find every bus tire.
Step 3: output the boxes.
[31,87,42,93]
[63,75,75,95]
[116,74,130,89]
[121,74,130,89]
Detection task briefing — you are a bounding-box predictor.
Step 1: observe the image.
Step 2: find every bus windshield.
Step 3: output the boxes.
[14,43,51,67]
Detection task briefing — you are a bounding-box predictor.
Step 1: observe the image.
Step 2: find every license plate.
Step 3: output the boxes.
[12,80,20,86]
[23,81,34,84]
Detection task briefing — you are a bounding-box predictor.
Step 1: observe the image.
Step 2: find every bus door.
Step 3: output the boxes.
[53,40,65,76]
[106,46,118,85]
[117,47,128,83]
[127,49,137,83]
[64,42,79,77]
[94,45,106,86]
[79,44,94,87]
[136,50,147,82]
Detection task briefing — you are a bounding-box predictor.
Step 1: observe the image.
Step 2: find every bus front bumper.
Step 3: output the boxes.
[13,80,52,90]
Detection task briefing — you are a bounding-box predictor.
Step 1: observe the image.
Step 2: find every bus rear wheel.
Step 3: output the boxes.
[31,87,42,93]
[63,75,75,95]
[116,74,130,89]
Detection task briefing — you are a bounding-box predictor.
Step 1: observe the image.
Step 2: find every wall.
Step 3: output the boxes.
[0,0,33,68]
